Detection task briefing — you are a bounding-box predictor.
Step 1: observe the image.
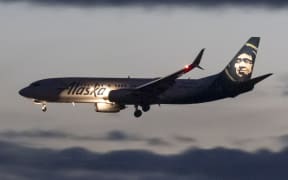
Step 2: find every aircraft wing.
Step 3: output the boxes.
[134,49,205,96]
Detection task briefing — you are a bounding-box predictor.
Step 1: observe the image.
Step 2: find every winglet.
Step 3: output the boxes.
[192,48,205,70]
[184,48,205,72]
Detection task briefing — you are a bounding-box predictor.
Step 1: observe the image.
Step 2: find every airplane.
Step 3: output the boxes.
[19,37,272,117]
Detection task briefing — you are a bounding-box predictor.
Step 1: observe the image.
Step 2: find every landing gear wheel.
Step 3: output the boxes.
[141,105,150,112]
[134,109,142,118]
[41,105,47,112]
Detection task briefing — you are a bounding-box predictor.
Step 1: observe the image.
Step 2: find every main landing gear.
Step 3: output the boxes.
[134,105,150,118]
[134,109,142,118]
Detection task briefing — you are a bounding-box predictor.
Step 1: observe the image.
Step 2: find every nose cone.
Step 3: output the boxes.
[19,87,32,98]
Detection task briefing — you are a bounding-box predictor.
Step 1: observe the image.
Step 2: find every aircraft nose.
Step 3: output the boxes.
[19,87,30,98]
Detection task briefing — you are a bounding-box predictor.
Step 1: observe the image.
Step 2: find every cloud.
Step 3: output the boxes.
[103,130,171,146]
[105,130,140,141]
[146,138,171,146]
[282,84,288,96]
[0,129,98,141]
[279,134,288,142]
[1,0,288,8]
[174,135,197,143]
[0,129,171,146]
[0,140,288,180]
[278,74,288,96]
[277,134,288,147]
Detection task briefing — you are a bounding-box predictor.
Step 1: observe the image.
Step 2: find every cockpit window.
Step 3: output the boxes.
[31,82,40,87]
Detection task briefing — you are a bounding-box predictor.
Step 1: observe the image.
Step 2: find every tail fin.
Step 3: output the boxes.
[224,37,259,82]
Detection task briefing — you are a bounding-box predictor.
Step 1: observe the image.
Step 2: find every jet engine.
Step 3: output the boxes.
[95,102,125,113]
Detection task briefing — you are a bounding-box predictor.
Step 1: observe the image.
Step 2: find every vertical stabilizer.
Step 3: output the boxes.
[224,37,260,82]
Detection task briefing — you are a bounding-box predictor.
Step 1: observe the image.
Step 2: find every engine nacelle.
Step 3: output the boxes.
[95,103,125,113]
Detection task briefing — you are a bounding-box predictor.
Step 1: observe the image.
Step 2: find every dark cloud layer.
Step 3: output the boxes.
[0,129,142,141]
[1,0,288,8]
[0,129,172,146]
[0,140,288,180]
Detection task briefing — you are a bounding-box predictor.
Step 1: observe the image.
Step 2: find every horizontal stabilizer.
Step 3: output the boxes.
[246,73,273,86]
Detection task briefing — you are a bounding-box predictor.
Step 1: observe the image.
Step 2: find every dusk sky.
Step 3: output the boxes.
[0,0,288,179]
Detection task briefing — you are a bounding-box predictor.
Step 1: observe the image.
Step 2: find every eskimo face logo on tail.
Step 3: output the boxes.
[234,53,253,77]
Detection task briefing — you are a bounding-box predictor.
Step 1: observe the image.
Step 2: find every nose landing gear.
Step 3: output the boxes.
[33,100,47,112]
[41,104,47,112]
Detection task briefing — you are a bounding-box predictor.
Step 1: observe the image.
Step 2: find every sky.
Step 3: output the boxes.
[0,0,288,179]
